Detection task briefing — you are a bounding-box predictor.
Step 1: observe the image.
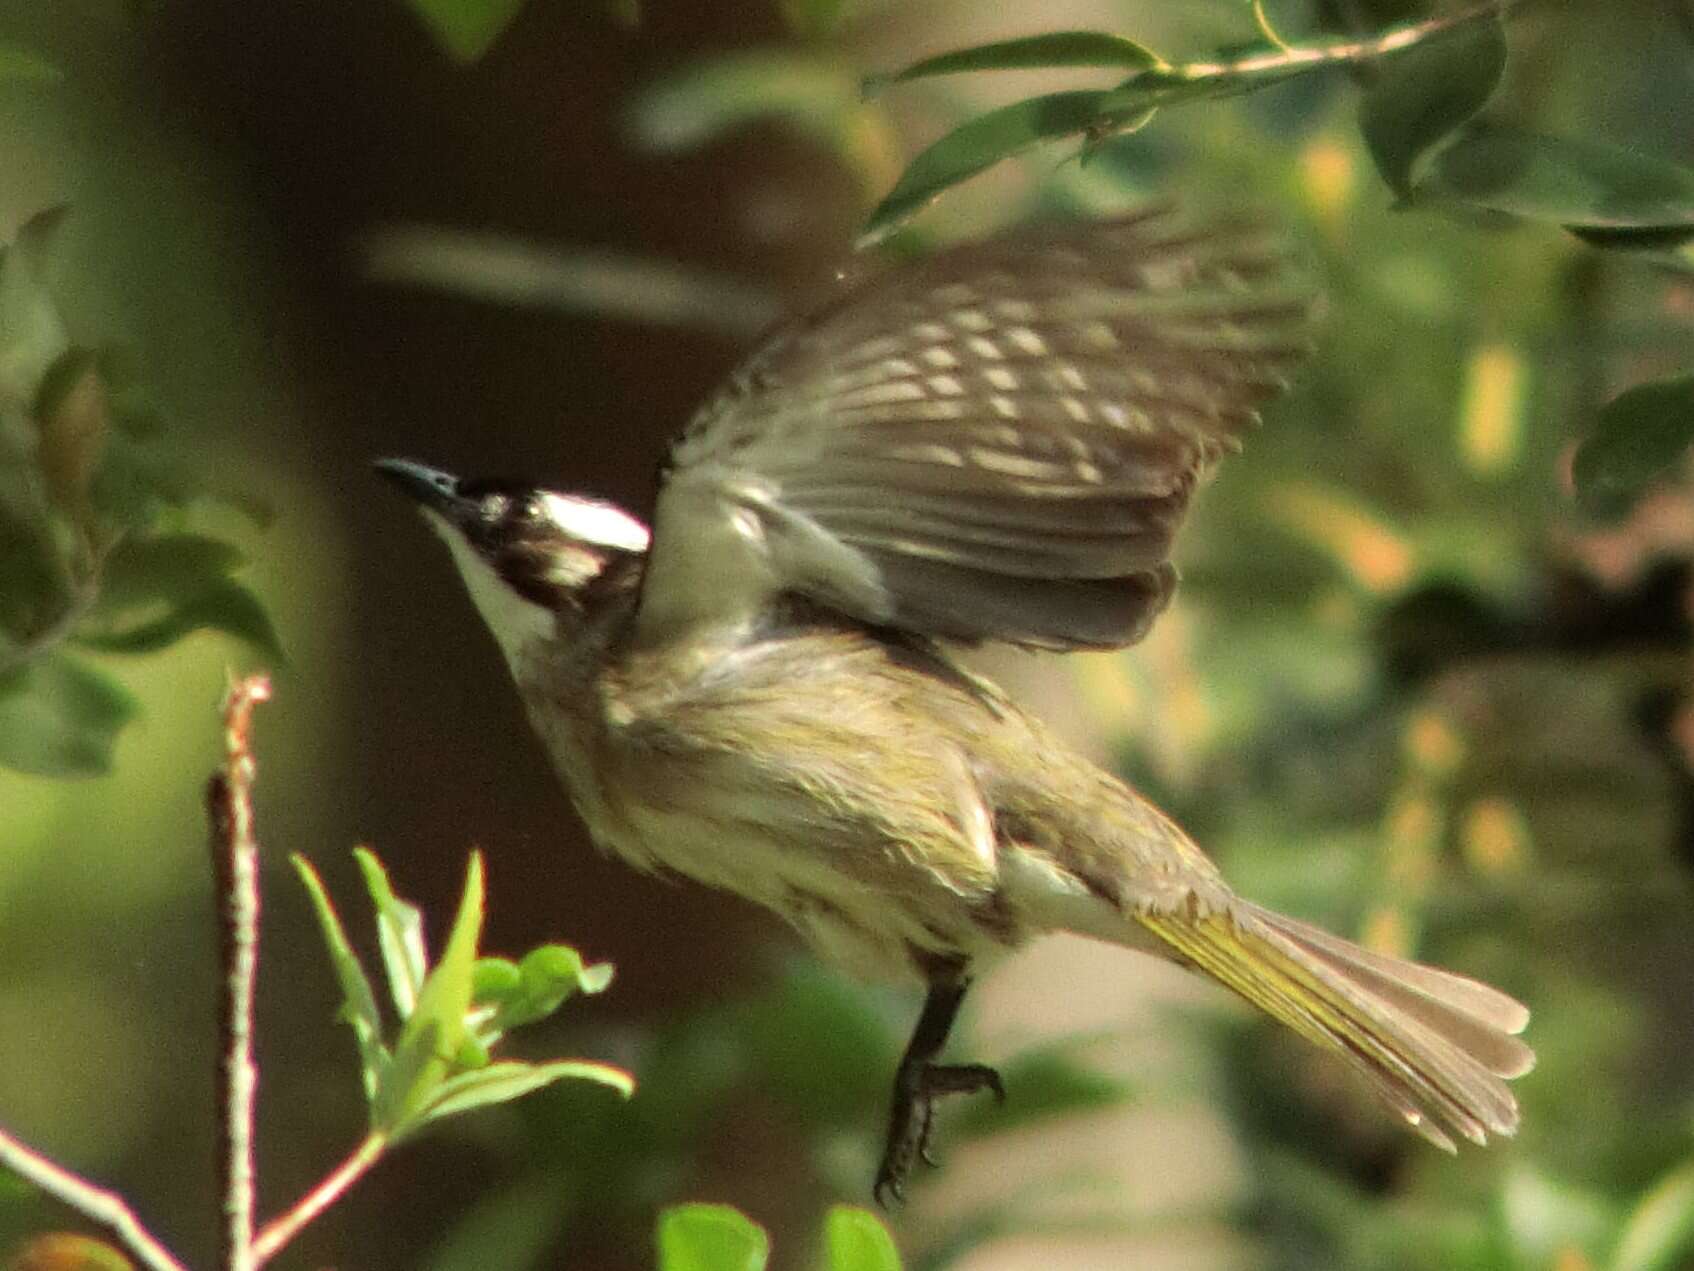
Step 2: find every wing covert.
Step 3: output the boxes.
[634,203,1319,650]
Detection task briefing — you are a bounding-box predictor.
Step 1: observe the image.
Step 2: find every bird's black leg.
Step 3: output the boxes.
[873,972,1005,1208]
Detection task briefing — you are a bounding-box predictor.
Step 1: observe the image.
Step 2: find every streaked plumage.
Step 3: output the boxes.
[378,204,1531,1201]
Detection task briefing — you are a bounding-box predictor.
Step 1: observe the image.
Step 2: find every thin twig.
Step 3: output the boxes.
[0,1126,189,1271]
[1170,0,1514,85]
[208,674,272,1271]
[250,1133,386,1267]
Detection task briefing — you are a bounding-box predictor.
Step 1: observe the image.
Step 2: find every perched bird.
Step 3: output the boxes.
[376,205,1532,1204]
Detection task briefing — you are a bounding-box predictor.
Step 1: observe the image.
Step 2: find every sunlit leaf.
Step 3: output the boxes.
[384,853,485,1133]
[865,31,1162,97]
[822,1206,900,1271]
[1612,1159,1694,1271]
[1423,124,1694,242]
[292,854,390,1102]
[1571,374,1694,518]
[0,653,136,776]
[656,1205,769,1271]
[403,0,527,61]
[1457,342,1527,476]
[415,1058,634,1125]
[1359,10,1506,197]
[355,847,431,1019]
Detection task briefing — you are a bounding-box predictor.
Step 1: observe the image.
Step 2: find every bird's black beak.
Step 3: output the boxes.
[373,458,466,519]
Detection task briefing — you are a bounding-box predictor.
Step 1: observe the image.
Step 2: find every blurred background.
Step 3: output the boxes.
[2,1,1693,1268]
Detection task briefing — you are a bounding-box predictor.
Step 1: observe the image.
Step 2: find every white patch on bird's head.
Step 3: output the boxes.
[536,492,651,553]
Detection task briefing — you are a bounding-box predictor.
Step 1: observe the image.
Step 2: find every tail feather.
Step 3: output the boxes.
[1136,899,1532,1150]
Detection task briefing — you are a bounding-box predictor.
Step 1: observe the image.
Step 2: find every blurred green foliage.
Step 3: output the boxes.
[4,0,1694,1269]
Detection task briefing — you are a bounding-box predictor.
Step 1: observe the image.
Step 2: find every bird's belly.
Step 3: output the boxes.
[585,780,1017,983]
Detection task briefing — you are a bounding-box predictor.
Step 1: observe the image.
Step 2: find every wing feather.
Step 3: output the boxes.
[635,204,1318,649]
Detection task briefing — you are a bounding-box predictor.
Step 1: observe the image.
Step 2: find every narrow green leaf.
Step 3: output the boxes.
[657,1205,770,1271]
[865,31,1162,97]
[626,51,856,156]
[385,853,485,1131]
[823,1206,901,1271]
[415,1058,634,1125]
[1423,124,1694,237]
[403,0,528,61]
[1359,12,1506,197]
[949,1044,1130,1139]
[355,847,431,1018]
[1571,374,1694,518]
[0,654,136,777]
[1612,1160,1694,1271]
[291,854,390,1101]
[0,44,62,83]
[859,90,1118,246]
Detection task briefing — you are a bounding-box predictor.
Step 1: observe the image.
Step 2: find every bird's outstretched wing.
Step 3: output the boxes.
[634,204,1318,651]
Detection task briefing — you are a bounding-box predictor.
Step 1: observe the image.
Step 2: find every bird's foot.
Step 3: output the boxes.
[873,1061,1005,1208]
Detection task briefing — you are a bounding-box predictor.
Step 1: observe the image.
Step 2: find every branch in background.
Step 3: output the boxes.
[207,674,271,1271]
[361,225,780,339]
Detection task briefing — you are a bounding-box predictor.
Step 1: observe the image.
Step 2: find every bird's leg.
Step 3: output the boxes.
[873,972,1005,1208]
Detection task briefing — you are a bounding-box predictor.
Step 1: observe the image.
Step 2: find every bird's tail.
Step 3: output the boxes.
[1136,899,1533,1148]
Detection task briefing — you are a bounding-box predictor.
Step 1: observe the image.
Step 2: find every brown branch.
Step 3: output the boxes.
[0,1126,188,1271]
[208,674,272,1271]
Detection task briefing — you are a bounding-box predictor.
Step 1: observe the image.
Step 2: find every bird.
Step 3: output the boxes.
[375,204,1532,1205]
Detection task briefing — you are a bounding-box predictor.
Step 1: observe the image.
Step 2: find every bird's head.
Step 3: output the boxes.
[374,457,650,664]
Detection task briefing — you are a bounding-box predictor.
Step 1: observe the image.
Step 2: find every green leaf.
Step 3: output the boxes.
[74,575,285,664]
[1423,124,1694,238]
[90,533,246,614]
[424,1175,567,1271]
[626,51,857,156]
[1571,374,1694,518]
[1359,11,1506,197]
[859,90,1133,246]
[403,0,528,61]
[384,853,485,1132]
[292,854,390,1102]
[656,1205,769,1271]
[1612,1159,1694,1271]
[0,653,136,776]
[864,31,1162,96]
[0,210,71,410]
[0,44,62,83]
[414,1058,634,1125]
[355,847,431,1018]
[948,1043,1130,1139]
[823,1206,901,1271]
